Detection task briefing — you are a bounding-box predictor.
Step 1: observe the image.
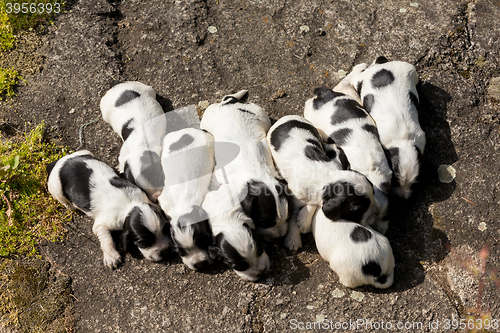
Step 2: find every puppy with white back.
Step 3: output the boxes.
[158,128,216,271]
[304,208,394,289]
[202,184,270,281]
[47,151,173,269]
[200,90,293,243]
[267,115,378,239]
[304,81,392,233]
[348,57,426,199]
[100,81,166,201]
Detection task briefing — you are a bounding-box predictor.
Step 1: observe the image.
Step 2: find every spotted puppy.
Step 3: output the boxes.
[158,128,215,271]
[348,57,426,199]
[47,151,172,268]
[267,115,378,239]
[202,184,270,281]
[200,90,292,243]
[304,85,392,234]
[100,81,166,201]
[312,208,394,288]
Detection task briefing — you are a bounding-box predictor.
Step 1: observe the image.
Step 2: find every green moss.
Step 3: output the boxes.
[0,67,23,99]
[0,122,72,257]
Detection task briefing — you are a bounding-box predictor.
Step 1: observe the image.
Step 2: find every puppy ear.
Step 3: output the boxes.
[321,197,342,221]
[208,233,224,260]
[240,182,257,217]
[120,213,132,253]
[240,181,277,229]
[374,56,389,64]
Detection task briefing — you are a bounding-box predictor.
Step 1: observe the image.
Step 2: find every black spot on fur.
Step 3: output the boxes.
[329,128,352,146]
[380,181,391,194]
[115,90,140,107]
[123,162,136,185]
[110,176,136,189]
[46,161,57,178]
[386,147,400,185]
[238,108,255,115]
[175,206,213,257]
[330,98,367,125]
[121,206,156,251]
[121,118,134,141]
[240,181,278,229]
[362,261,382,278]
[363,94,375,113]
[169,134,195,153]
[304,145,331,162]
[362,124,380,139]
[376,274,388,285]
[337,146,351,170]
[139,150,164,189]
[59,155,98,213]
[350,225,373,242]
[312,87,344,109]
[356,81,363,95]
[222,92,249,105]
[325,146,337,160]
[371,69,395,88]
[409,91,419,109]
[221,237,250,272]
[374,56,389,64]
[269,119,323,151]
[321,181,371,223]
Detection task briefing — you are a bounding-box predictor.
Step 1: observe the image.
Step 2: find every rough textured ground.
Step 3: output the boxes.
[1,0,499,331]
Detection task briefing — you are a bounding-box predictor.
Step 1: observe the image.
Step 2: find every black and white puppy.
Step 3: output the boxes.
[47,151,172,268]
[305,208,394,289]
[348,57,426,199]
[200,90,292,242]
[158,128,215,271]
[100,81,166,201]
[304,85,392,234]
[267,115,378,237]
[202,184,270,281]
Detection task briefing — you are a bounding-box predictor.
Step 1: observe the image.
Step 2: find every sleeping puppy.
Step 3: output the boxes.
[47,151,172,269]
[348,57,426,199]
[200,90,292,243]
[202,184,270,281]
[100,81,166,201]
[308,208,394,289]
[267,115,378,237]
[158,128,215,271]
[304,86,392,234]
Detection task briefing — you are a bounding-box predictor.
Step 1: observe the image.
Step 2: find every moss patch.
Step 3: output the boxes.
[0,122,71,257]
[0,67,23,100]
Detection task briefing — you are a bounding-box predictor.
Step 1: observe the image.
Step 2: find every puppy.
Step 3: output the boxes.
[158,128,215,271]
[202,184,270,281]
[267,115,378,236]
[200,90,292,243]
[308,208,394,289]
[100,81,166,201]
[47,151,172,268]
[304,86,392,233]
[348,57,426,199]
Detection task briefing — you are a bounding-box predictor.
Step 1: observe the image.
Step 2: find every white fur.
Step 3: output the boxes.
[349,60,426,199]
[200,90,290,241]
[158,128,215,270]
[100,81,166,200]
[47,151,170,268]
[312,208,395,289]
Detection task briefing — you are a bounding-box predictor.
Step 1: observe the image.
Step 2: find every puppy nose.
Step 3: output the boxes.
[193,260,210,270]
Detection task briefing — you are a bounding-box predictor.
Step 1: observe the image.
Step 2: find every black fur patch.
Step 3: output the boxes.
[174,206,213,260]
[362,124,380,139]
[121,118,134,141]
[325,146,337,160]
[356,81,363,95]
[363,94,375,113]
[123,162,136,184]
[222,92,249,105]
[269,119,322,151]
[409,91,419,109]
[46,161,57,178]
[115,90,140,107]
[350,225,373,242]
[313,87,344,109]
[240,181,278,229]
[380,181,391,194]
[329,128,352,146]
[322,181,371,223]
[337,146,351,170]
[362,261,382,278]
[376,273,388,284]
[109,176,136,189]
[121,206,156,251]
[169,134,195,153]
[371,69,395,88]
[59,155,98,213]
[221,237,250,272]
[330,98,367,125]
[238,108,255,115]
[374,56,389,64]
[304,145,331,162]
[139,150,164,190]
[386,147,400,185]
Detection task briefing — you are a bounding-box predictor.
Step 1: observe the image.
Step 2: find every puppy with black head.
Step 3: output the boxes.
[158,128,216,271]
[200,90,292,243]
[100,81,167,201]
[348,57,426,199]
[310,208,394,289]
[304,83,392,234]
[267,115,378,239]
[47,151,172,268]
[202,184,270,281]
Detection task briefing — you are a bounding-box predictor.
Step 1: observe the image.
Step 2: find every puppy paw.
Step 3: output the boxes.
[296,205,316,234]
[102,250,122,269]
[285,232,302,252]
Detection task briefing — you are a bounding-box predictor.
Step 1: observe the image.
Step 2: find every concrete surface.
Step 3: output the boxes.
[1,0,499,331]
